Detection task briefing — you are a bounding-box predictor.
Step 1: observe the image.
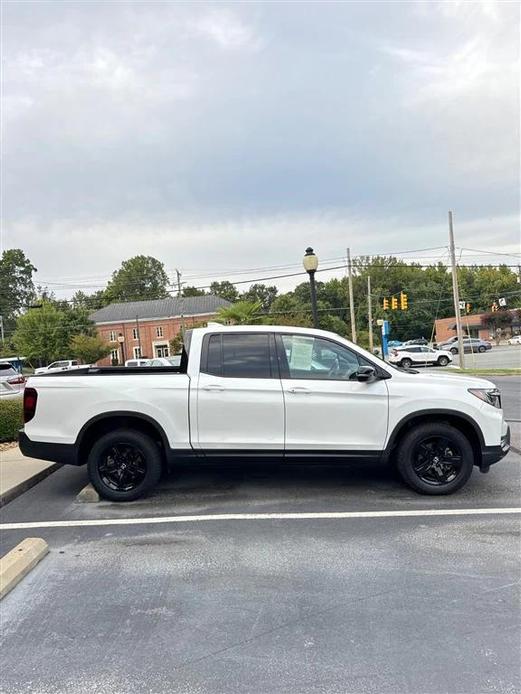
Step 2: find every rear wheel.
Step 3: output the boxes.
[395,422,474,495]
[87,428,162,501]
[450,347,458,355]
[400,358,413,369]
[437,356,449,367]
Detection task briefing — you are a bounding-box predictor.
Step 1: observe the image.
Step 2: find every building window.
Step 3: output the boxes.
[156,326,164,338]
[133,346,142,359]
[109,330,117,342]
[132,328,139,340]
[110,349,119,365]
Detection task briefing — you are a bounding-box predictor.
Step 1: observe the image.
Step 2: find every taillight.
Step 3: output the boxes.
[7,375,26,385]
[23,387,38,423]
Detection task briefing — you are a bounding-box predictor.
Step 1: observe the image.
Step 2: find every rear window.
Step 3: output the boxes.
[0,364,16,375]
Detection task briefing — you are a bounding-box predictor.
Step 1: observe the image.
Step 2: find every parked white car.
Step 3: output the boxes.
[149,356,181,367]
[0,362,26,400]
[20,325,509,501]
[34,360,87,375]
[507,335,521,345]
[389,346,453,369]
[124,359,152,367]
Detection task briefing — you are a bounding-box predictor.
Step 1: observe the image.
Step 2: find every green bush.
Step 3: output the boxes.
[0,399,23,442]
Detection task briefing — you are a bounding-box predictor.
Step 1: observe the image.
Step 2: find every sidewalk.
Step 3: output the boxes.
[0,445,60,507]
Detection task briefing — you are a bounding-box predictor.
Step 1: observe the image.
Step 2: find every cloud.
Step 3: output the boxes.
[2,1,519,289]
[191,9,262,51]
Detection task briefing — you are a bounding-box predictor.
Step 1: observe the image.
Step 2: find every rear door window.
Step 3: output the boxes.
[203,333,275,378]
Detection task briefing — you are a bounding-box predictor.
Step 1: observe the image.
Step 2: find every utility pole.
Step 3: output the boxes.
[367,276,374,353]
[175,269,183,297]
[0,315,4,343]
[346,248,357,343]
[448,211,465,368]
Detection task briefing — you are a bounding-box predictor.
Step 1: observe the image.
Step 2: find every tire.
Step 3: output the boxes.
[450,347,458,355]
[87,428,163,501]
[394,422,474,495]
[400,358,413,369]
[478,346,486,353]
[437,356,449,367]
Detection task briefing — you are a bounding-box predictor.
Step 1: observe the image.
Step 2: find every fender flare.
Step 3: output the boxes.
[383,408,485,461]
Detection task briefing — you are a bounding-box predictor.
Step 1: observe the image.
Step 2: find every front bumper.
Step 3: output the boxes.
[480,426,511,472]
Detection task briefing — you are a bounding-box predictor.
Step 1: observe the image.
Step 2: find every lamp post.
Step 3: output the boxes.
[303,247,319,328]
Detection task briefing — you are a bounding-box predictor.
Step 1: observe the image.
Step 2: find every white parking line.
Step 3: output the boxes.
[1,507,520,531]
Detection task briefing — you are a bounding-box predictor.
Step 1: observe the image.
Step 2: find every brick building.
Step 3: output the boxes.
[90,296,230,365]
[434,309,520,343]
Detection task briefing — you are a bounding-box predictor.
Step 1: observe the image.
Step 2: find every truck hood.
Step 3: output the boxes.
[391,369,495,390]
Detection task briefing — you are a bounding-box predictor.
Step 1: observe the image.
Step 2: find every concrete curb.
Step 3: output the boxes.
[0,538,49,600]
[0,464,61,508]
[76,483,100,503]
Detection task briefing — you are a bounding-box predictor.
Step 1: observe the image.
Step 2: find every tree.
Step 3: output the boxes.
[0,249,37,332]
[209,281,239,303]
[216,300,264,325]
[105,256,170,303]
[13,302,69,364]
[182,286,207,297]
[70,334,113,364]
[241,284,278,311]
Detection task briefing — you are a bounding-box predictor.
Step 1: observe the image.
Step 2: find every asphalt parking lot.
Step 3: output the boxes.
[1,381,520,694]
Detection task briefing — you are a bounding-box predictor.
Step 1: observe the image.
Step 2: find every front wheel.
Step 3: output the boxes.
[395,423,474,495]
[87,429,163,501]
[400,358,413,369]
[478,346,486,353]
[437,356,449,367]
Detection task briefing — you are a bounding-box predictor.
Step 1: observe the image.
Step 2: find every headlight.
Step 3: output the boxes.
[468,388,502,409]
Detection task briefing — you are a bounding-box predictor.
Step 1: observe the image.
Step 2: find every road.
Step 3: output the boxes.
[452,345,521,370]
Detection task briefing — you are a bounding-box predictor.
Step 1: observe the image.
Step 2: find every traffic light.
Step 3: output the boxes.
[400,292,408,310]
[465,303,471,314]
[391,296,398,310]
[383,298,389,310]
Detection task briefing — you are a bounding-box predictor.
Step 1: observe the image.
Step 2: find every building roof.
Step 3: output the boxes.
[90,295,231,324]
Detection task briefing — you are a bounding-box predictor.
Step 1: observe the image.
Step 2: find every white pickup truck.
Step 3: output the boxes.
[20,325,510,501]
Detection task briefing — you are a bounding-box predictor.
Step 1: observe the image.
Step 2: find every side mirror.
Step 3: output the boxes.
[356,365,376,382]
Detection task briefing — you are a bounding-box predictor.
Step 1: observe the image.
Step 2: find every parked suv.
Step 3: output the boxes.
[389,346,453,368]
[0,362,26,400]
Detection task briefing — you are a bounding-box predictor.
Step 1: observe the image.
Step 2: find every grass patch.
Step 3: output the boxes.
[0,399,23,442]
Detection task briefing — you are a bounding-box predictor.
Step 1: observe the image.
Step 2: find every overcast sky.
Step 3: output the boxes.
[3,0,520,296]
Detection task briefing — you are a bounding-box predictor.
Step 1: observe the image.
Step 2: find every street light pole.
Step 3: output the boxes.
[303,247,319,329]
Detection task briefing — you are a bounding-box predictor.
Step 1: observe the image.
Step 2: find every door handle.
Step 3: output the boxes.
[202,384,225,392]
[287,387,311,394]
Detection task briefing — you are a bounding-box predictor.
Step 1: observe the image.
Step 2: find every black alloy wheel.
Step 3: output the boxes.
[87,428,163,501]
[478,345,486,353]
[412,436,462,486]
[395,422,474,495]
[98,443,147,492]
